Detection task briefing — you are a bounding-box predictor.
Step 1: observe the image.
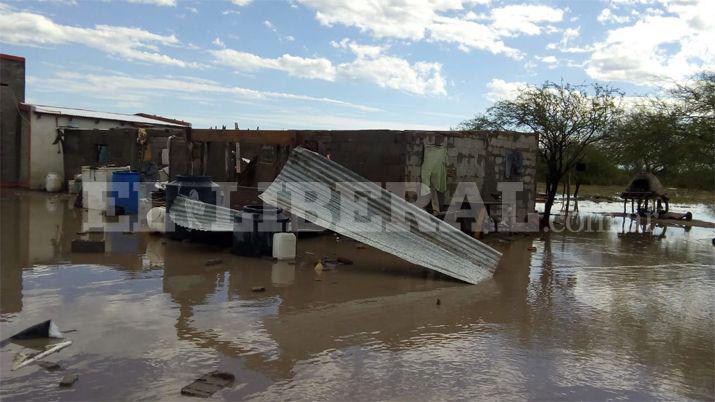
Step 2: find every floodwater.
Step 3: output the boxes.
[1,190,713,401]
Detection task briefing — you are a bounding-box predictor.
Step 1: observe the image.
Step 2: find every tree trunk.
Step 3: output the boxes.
[542,178,559,228]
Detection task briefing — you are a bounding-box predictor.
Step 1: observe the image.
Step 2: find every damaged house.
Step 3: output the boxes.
[173,129,538,225]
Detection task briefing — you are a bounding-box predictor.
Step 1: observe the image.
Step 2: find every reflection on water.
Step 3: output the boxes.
[0,190,713,400]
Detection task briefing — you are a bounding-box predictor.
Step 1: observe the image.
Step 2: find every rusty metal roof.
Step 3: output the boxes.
[259,147,501,284]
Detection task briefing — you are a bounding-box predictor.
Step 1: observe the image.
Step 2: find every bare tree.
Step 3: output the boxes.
[459,81,623,224]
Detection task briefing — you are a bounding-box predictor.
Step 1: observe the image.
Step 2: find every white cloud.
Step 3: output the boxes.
[428,15,523,58]
[127,0,176,5]
[0,7,198,67]
[297,0,564,59]
[28,71,380,112]
[597,8,630,24]
[210,49,337,80]
[212,37,225,48]
[546,26,594,54]
[585,0,715,86]
[186,6,198,14]
[335,40,446,95]
[490,4,564,37]
[263,20,276,31]
[212,40,447,95]
[231,0,252,5]
[537,55,558,69]
[484,79,528,102]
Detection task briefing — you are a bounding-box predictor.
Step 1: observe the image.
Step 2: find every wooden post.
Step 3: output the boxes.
[473,207,488,239]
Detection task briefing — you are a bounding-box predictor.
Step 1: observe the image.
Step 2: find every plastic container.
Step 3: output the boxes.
[146,206,166,233]
[111,171,140,214]
[82,166,129,211]
[165,175,219,240]
[45,172,62,192]
[272,232,296,260]
[233,205,289,257]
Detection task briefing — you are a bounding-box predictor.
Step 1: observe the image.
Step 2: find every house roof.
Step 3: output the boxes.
[22,103,187,127]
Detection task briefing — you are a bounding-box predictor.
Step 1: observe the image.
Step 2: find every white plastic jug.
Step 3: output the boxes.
[45,172,62,192]
[146,207,166,233]
[272,232,296,260]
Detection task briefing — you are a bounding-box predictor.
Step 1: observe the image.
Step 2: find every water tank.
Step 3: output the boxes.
[165,175,219,240]
[45,172,62,192]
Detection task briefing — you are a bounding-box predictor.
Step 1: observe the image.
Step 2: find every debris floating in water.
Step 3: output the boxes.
[12,340,73,371]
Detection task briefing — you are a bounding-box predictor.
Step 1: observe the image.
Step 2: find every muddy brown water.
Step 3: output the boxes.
[1,190,713,401]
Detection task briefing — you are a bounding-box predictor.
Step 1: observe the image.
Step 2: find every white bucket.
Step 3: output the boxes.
[146,207,166,233]
[45,172,62,192]
[272,232,296,260]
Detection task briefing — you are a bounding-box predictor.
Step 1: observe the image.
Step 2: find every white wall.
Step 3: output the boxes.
[29,113,134,189]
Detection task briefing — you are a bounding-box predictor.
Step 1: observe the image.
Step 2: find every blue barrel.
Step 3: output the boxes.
[165,175,220,240]
[111,171,140,214]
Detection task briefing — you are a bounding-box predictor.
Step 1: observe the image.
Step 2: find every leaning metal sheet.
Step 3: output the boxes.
[259,147,501,284]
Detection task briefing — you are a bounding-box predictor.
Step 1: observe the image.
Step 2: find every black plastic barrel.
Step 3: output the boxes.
[232,205,289,257]
[165,175,220,240]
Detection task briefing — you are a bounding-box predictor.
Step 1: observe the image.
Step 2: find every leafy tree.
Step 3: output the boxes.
[459,81,623,223]
[608,100,682,175]
[671,72,715,172]
[608,73,714,189]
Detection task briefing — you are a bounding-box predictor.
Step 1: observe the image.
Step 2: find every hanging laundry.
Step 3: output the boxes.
[420,145,448,193]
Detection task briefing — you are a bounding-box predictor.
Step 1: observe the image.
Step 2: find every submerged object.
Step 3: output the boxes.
[5,320,64,343]
[181,371,235,398]
[259,147,501,284]
[12,340,73,371]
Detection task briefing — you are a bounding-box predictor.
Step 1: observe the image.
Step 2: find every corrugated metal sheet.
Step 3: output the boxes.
[25,104,186,127]
[169,196,237,232]
[259,147,501,284]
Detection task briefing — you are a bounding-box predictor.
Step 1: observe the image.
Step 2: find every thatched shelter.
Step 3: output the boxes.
[620,172,669,214]
[621,172,667,198]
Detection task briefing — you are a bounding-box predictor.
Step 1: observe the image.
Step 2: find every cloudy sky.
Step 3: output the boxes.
[0,0,712,129]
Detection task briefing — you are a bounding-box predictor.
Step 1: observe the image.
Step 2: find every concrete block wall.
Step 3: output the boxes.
[296,130,406,183]
[404,131,537,222]
[193,129,537,224]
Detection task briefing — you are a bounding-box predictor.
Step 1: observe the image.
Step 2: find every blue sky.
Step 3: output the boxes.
[1,0,712,129]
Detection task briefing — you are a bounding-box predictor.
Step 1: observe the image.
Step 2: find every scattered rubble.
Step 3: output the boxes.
[59,373,78,388]
[180,371,235,398]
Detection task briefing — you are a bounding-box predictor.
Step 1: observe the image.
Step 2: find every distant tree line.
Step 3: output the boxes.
[457,73,714,222]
